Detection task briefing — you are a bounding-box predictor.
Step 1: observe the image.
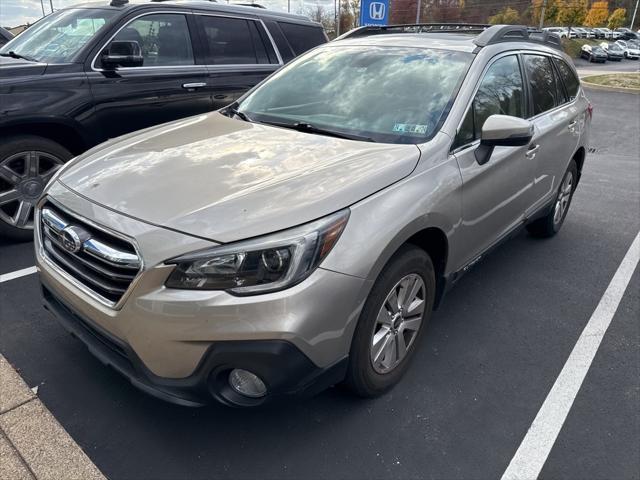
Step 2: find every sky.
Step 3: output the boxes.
[0,0,336,28]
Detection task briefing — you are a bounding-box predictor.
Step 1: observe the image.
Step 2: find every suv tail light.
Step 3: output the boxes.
[587,102,593,120]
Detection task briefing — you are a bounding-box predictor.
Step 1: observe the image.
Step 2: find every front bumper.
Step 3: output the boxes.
[42,282,349,407]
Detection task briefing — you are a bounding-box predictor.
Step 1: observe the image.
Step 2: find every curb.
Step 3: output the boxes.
[0,354,106,480]
[581,75,640,94]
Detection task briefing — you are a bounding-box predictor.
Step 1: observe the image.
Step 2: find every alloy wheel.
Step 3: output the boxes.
[553,170,574,226]
[0,151,64,230]
[370,274,426,374]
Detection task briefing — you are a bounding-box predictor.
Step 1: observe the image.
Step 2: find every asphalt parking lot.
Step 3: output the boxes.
[1,87,638,480]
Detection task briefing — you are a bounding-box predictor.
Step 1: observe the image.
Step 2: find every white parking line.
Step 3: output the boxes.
[501,230,640,480]
[0,266,37,283]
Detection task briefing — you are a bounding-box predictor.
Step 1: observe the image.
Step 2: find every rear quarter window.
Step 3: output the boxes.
[277,22,326,55]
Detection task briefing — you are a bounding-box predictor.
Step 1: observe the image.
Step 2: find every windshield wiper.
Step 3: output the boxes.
[0,51,37,62]
[262,120,376,143]
[223,102,252,123]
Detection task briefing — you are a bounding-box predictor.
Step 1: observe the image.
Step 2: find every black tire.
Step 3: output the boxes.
[0,135,72,242]
[345,245,436,397]
[526,159,578,239]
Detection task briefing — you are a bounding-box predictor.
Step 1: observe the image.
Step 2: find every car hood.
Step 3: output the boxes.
[59,112,421,243]
[0,56,47,76]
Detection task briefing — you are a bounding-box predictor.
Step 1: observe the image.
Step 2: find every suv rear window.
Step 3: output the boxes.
[277,22,325,55]
[554,58,580,100]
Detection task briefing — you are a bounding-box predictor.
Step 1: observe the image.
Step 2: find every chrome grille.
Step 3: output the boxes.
[39,202,141,306]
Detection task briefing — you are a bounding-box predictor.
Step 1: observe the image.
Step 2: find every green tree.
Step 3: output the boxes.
[584,1,609,27]
[556,0,588,27]
[488,7,521,24]
[607,8,626,29]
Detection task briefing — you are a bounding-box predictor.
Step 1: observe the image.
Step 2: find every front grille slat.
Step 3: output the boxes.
[40,202,142,306]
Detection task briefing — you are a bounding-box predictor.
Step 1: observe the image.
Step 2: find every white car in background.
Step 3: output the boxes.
[615,39,640,59]
[543,27,571,38]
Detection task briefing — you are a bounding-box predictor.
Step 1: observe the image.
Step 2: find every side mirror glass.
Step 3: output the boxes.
[101,40,143,69]
[475,114,534,165]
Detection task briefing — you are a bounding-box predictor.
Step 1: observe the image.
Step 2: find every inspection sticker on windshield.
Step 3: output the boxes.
[393,123,429,134]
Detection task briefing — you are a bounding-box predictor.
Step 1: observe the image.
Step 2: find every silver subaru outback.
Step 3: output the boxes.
[35,24,591,407]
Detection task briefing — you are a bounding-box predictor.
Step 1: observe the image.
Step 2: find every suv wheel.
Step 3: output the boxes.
[0,135,71,242]
[345,245,435,397]
[526,159,578,238]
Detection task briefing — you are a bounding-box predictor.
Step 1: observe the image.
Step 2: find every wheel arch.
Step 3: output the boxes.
[0,119,92,157]
[360,219,452,312]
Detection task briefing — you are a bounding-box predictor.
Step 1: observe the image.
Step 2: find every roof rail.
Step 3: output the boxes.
[336,23,491,40]
[336,23,564,51]
[473,24,564,51]
[232,2,266,7]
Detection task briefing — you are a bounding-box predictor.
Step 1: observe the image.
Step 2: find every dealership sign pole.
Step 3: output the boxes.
[360,0,390,26]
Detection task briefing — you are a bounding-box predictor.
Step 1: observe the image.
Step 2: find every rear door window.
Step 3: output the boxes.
[524,54,561,116]
[277,22,326,55]
[553,58,580,100]
[199,16,269,65]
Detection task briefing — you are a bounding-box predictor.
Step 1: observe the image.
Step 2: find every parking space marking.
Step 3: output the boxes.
[0,267,37,283]
[501,230,640,480]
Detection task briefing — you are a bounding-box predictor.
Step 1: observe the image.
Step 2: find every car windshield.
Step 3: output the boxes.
[610,44,623,51]
[592,46,605,53]
[237,46,473,144]
[0,8,116,63]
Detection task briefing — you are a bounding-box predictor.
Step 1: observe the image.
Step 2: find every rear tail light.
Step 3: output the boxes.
[587,102,593,120]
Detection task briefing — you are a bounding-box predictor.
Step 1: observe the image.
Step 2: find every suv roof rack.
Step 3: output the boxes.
[336,23,564,51]
[473,25,563,50]
[337,23,491,40]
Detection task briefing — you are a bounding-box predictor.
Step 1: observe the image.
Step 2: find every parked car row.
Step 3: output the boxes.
[0,0,327,240]
[581,39,640,62]
[543,26,638,40]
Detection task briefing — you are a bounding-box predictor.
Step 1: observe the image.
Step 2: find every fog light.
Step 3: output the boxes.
[228,369,267,398]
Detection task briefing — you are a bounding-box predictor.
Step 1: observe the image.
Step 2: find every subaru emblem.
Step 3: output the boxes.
[60,226,87,253]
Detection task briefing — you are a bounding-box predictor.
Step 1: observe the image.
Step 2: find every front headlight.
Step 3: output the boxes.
[165,209,350,295]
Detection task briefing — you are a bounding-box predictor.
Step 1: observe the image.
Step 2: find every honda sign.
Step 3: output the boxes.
[360,0,389,26]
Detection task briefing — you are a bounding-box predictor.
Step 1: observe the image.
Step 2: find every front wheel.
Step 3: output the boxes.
[526,160,578,238]
[0,135,71,242]
[345,245,435,397]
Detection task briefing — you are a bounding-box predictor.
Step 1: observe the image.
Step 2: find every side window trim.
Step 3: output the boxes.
[194,13,283,67]
[91,10,283,72]
[451,52,523,153]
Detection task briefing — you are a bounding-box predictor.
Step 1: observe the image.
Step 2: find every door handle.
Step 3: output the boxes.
[568,120,578,132]
[182,82,207,89]
[526,144,540,159]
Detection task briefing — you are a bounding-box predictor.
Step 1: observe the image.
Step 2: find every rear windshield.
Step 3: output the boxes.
[238,45,473,144]
[0,9,116,63]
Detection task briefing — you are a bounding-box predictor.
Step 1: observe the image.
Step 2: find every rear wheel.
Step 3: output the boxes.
[0,136,71,242]
[526,160,578,238]
[345,245,435,397]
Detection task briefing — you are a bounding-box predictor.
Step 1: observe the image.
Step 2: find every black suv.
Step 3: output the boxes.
[0,1,326,240]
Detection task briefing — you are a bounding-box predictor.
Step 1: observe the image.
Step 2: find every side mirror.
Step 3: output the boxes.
[101,40,143,69]
[475,114,534,165]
